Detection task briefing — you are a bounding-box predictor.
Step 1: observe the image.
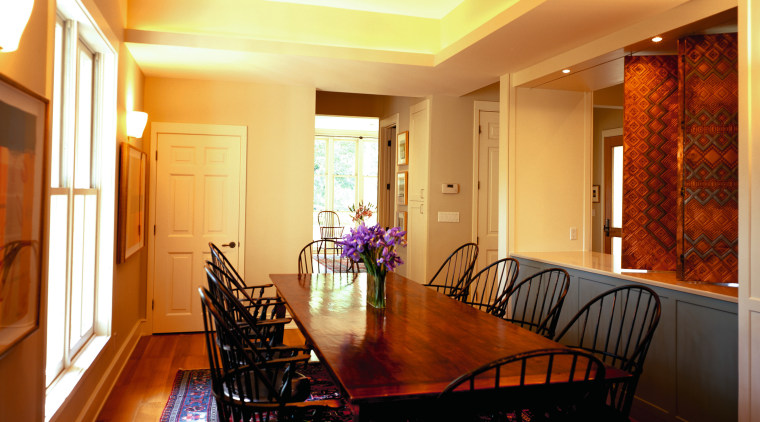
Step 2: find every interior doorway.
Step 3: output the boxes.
[313,116,380,239]
[473,101,500,272]
[149,123,247,333]
[378,116,397,229]
[603,131,623,255]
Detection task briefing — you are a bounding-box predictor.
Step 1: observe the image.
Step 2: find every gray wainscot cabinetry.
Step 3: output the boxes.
[513,255,738,422]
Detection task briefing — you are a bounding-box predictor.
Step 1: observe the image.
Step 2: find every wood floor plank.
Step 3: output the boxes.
[96,329,304,421]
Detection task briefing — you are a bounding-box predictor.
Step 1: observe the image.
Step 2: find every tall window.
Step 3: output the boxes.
[45,4,116,391]
[313,116,379,238]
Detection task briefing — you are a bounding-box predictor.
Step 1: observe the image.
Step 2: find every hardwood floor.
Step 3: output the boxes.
[95,333,208,422]
[96,330,305,421]
[97,330,652,421]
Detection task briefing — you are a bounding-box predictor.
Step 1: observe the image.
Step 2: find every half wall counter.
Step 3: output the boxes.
[512,251,737,422]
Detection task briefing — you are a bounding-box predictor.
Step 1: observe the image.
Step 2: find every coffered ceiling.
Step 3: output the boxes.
[124,0,736,97]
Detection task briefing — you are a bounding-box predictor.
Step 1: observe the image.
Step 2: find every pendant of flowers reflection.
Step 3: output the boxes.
[348,201,375,225]
[340,223,406,278]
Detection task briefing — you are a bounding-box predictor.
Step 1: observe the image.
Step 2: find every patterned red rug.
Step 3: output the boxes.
[159,363,353,422]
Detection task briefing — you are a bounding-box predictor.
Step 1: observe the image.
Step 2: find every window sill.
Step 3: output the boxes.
[45,335,110,422]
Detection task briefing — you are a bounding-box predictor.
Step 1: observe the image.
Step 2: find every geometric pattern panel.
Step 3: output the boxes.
[679,33,738,284]
[621,55,680,271]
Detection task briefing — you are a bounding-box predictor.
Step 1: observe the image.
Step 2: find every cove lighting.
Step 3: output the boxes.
[651,36,663,43]
[0,0,34,52]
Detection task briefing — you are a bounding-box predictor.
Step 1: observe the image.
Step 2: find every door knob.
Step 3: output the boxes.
[222,241,237,248]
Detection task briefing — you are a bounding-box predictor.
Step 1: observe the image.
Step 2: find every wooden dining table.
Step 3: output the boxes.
[270,271,629,421]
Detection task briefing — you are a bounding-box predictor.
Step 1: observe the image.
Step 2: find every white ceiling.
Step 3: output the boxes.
[125,0,737,97]
[263,0,466,19]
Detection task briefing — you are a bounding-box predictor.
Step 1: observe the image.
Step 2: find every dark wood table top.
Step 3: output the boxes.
[271,272,632,406]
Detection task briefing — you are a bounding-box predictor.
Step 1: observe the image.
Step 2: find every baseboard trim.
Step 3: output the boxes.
[75,319,146,422]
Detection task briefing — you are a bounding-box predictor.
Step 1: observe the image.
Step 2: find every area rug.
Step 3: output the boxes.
[159,363,353,422]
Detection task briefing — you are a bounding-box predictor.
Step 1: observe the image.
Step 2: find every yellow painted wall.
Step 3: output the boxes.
[512,87,590,252]
[143,77,315,285]
[379,96,418,276]
[0,0,146,419]
[426,95,477,277]
[0,0,53,419]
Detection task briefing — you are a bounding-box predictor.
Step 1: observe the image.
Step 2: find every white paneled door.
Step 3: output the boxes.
[407,100,430,283]
[151,123,247,333]
[476,108,499,271]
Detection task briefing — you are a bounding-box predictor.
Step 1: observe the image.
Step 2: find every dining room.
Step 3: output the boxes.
[1,0,759,421]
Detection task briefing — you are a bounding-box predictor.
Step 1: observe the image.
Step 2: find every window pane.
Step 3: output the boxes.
[363,176,377,205]
[51,21,64,188]
[612,145,623,227]
[46,195,68,386]
[314,175,326,211]
[80,194,97,338]
[333,176,356,211]
[74,43,94,189]
[69,193,96,353]
[363,176,378,226]
[362,140,378,176]
[69,194,84,348]
[333,141,356,176]
[314,137,327,175]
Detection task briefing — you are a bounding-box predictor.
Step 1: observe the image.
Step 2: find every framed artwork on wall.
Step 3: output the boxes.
[0,75,48,357]
[397,171,408,205]
[117,143,147,263]
[397,211,407,239]
[397,131,409,166]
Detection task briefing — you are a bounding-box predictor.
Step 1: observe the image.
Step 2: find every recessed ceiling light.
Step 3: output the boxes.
[562,69,571,74]
[652,36,663,43]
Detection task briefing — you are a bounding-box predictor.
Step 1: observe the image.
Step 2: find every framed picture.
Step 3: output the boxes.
[592,185,600,203]
[118,143,147,263]
[397,211,407,239]
[0,75,48,357]
[397,171,408,205]
[397,131,409,166]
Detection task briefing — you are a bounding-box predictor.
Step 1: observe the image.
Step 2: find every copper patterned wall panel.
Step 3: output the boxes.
[678,33,738,284]
[621,55,679,271]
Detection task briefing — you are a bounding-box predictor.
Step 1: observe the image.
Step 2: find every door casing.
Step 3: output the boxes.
[146,122,247,333]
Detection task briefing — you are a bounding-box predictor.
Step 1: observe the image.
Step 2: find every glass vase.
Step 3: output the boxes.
[366,271,386,309]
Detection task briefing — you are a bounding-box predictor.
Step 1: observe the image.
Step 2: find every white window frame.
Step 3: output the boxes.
[45,0,117,418]
[313,130,378,234]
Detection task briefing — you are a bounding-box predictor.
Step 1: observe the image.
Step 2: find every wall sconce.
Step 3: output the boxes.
[127,111,148,139]
[0,0,34,53]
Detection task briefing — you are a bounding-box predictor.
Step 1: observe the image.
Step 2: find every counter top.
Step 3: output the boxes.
[511,251,738,303]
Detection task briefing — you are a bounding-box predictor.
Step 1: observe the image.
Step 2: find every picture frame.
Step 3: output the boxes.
[397,171,408,205]
[117,143,147,263]
[592,185,600,203]
[397,211,407,239]
[397,131,409,166]
[0,75,48,357]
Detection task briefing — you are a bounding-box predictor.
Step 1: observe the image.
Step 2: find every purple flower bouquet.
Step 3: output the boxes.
[340,223,407,308]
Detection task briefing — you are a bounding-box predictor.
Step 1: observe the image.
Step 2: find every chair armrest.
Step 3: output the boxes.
[258,317,292,326]
[270,344,311,353]
[288,399,343,409]
[261,354,311,366]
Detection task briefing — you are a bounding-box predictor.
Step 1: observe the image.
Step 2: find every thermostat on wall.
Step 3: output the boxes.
[442,183,459,194]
